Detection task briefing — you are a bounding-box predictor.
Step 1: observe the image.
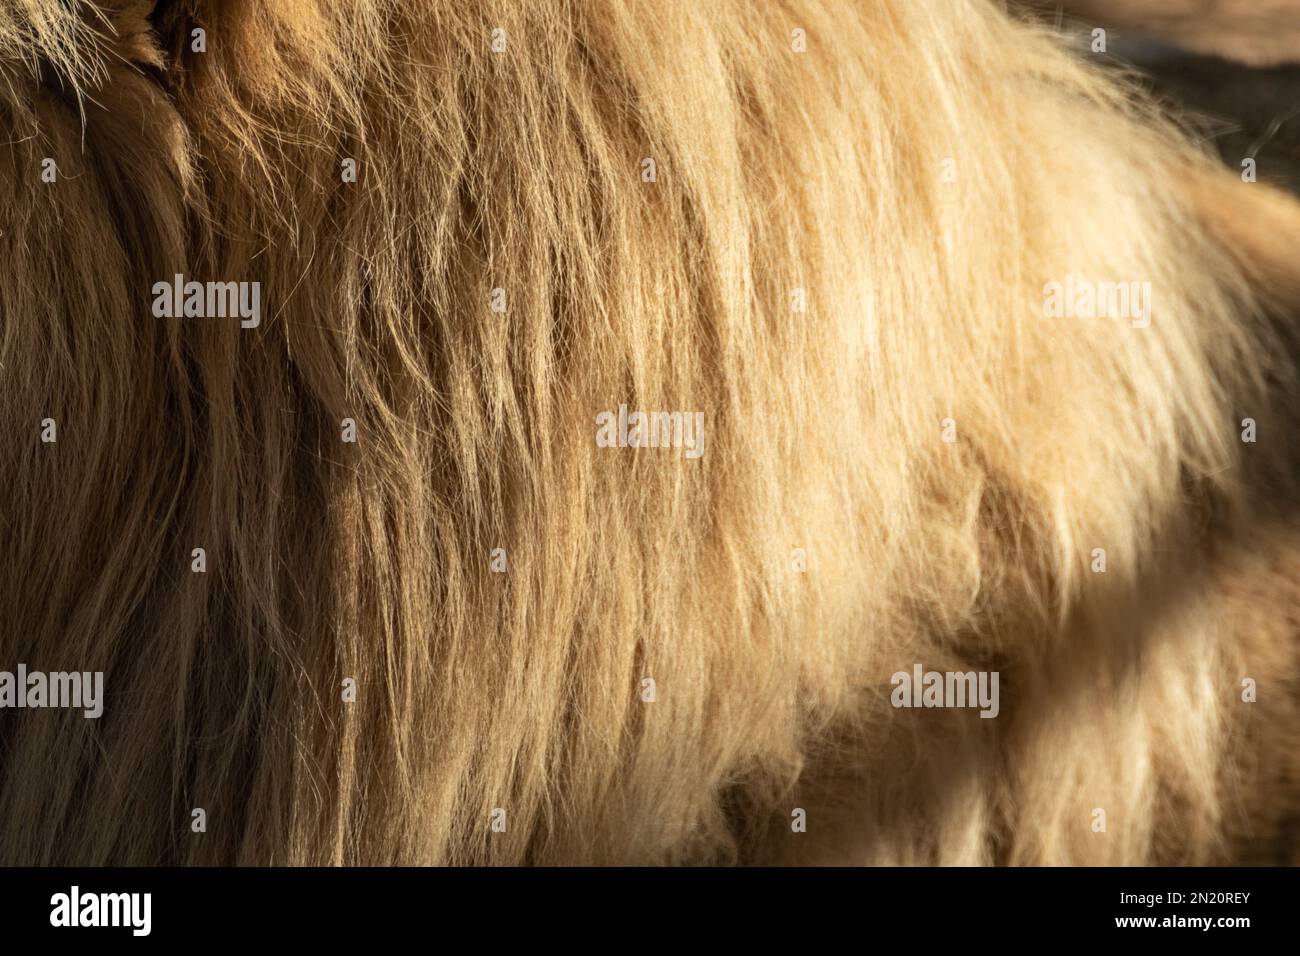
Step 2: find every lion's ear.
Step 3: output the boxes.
[1187,169,1300,313]
[1184,165,1300,485]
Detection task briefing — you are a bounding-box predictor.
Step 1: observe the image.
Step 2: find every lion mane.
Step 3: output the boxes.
[0,0,1296,865]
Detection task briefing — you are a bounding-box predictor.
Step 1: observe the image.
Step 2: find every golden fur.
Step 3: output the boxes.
[0,0,1296,865]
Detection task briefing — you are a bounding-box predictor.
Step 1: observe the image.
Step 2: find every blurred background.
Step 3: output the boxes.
[1019,0,1300,191]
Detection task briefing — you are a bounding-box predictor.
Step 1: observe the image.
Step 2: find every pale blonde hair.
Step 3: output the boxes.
[0,0,1295,865]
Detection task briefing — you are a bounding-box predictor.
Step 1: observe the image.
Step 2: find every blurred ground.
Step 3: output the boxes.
[1019,1,1300,192]
[1040,0,1300,65]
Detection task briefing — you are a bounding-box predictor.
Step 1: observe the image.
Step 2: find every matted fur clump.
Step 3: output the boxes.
[0,0,1296,865]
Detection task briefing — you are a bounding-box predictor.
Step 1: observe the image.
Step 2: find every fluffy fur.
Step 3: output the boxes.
[0,0,1296,865]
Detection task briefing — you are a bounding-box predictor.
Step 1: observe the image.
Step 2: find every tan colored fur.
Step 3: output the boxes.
[0,0,1295,865]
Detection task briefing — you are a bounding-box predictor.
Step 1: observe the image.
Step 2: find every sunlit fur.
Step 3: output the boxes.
[0,0,1296,865]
